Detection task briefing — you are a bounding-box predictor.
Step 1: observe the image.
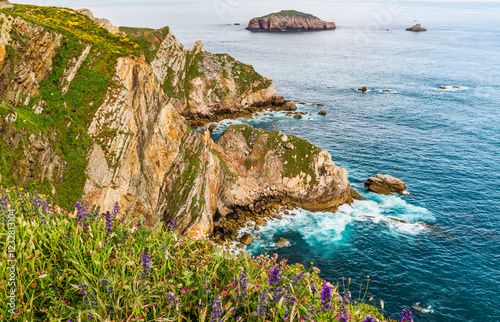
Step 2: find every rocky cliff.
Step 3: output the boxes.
[0,5,352,237]
[246,10,336,31]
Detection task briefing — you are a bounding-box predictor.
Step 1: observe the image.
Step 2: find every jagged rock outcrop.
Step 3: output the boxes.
[215,124,352,214]
[149,27,281,125]
[406,24,427,32]
[365,174,407,195]
[246,10,336,31]
[0,1,13,10]
[76,8,125,36]
[0,13,63,106]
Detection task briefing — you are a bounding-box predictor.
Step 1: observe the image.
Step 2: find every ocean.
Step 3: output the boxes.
[86,1,500,320]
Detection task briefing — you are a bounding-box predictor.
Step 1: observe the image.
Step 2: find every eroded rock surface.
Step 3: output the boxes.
[365,174,407,195]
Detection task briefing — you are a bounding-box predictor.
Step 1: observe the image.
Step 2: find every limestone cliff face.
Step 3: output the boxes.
[150,28,277,123]
[0,13,63,106]
[215,125,352,214]
[0,5,351,237]
[246,10,336,31]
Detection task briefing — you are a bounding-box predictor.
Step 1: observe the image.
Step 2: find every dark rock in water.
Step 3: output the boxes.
[316,104,324,107]
[293,112,303,119]
[285,112,293,116]
[438,86,447,89]
[406,24,427,32]
[388,217,408,224]
[234,23,241,25]
[357,86,368,92]
[350,188,366,201]
[318,110,326,115]
[272,120,279,123]
[365,174,407,195]
[276,237,291,247]
[240,233,254,246]
[412,304,426,313]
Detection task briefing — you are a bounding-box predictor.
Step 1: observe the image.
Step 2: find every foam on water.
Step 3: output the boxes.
[241,195,434,254]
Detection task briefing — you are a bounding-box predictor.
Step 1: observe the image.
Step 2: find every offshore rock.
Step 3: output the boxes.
[276,237,291,247]
[406,24,427,32]
[246,10,336,31]
[365,174,407,195]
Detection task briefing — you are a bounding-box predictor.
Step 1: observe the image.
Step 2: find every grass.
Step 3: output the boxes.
[0,189,403,321]
[257,10,316,19]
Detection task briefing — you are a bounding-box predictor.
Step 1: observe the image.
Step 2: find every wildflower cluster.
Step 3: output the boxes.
[401,308,414,322]
[0,189,394,321]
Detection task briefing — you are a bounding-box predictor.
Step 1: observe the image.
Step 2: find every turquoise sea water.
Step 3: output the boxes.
[88,1,500,320]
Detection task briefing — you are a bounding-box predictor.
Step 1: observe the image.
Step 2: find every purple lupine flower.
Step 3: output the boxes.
[75,201,90,232]
[78,283,97,310]
[141,250,151,279]
[256,292,269,317]
[320,282,332,312]
[336,291,351,322]
[363,316,377,322]
[311,283,317,295]
[210,295,224,322]
[233,272,248,305]
[401,308,413,322]
[103,210,114,243]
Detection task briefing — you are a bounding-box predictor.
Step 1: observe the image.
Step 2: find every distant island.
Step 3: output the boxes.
[406,23,427,32]
[246,10,336,31]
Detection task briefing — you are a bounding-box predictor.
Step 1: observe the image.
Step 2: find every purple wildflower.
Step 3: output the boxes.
[401,308,413,322]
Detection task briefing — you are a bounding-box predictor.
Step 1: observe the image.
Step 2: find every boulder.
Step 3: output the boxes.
[318,110,326,115]
[276,237,291,247]
[256,219,267,226]
[357,86,368,92]
[365,174,407,195]
[350,188,366,201]
[406,24,427,32]
[293,112,303,119]
[240,233,254,246]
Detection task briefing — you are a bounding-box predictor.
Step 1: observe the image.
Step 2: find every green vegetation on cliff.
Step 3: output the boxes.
[257,10,316,19]
[0,5,141,209]
[228,124,322,182]
[120,26,170,63]
[0,189,390,321]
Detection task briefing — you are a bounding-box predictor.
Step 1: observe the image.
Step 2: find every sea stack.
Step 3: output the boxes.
[246,10,336,31]
[406,24,427,32]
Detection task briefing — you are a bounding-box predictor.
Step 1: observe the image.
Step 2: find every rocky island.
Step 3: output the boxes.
[246,10,336,31]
